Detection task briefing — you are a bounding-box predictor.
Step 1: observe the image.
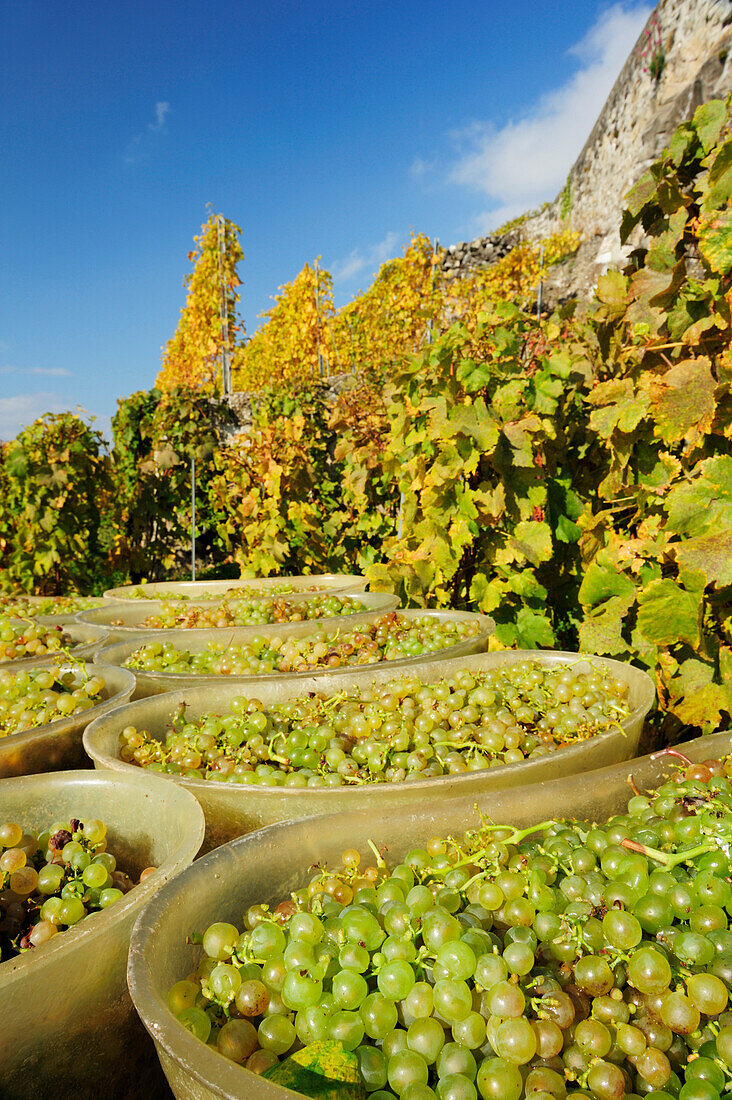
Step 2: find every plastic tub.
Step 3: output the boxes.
[84,651,653,849]
[78,592,400,642]
[0,621,109,672]
[0,769,205,1100]
[0,662,135,778]
[127,729,731,1100]
[93,610,494,698]
[103,574,369,602]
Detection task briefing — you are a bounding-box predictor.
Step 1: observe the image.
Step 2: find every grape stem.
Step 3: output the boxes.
[620,836,717,868]
[650,747,692,766]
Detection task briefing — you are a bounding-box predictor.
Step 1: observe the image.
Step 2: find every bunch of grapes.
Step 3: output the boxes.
[0,817,156,960]
[124,615,482,679]
[0,595,99,618]
[121,581,326,601]
[0,619,73,663]
[127,594,368,631]
[168,752,732,1099]
[0,665,106,737]
[120,661,631,786]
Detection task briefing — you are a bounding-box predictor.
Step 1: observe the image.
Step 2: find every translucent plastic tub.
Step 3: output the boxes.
[0,662,135,778]
[93,610,494,699]
[0,769,205,1100]
[84,651,653,849]
[127,728,731,1100]
[78,591,400,642]
[103,574,369,602]
[1,621,109,672]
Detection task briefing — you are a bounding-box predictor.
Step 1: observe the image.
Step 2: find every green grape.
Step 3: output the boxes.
[163,755,732,1097]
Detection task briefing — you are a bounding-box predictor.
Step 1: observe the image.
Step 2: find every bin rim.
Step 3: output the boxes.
[84,649,654,803]
[93,608,494,688]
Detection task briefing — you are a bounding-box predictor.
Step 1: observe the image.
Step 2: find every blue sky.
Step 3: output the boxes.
[0,0,650,441]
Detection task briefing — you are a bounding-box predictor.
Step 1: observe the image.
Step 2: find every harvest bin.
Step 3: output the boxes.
[127,729,732,1100]
[78,591,400,642]
[84,651,654,849]
[103,573,369,602]
[93,609,494,697]
[0,769,204,1100]
[0,661,135,778]
[1,621,109,672]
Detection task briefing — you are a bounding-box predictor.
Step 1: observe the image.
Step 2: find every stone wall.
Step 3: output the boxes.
[442,0,732,304]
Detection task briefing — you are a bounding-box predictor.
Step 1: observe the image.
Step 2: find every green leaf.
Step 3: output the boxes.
[578,562,636,609]
[625,171,658,218]
[655,461,730,526]
[693,99,727,155]
[511,520,553,565]
[264,1041,365,1099]
[700,138,732,213]
[555,514,581,543]
[595,270,629,310]
[636,577,703,648]
[513,607,555,648]
[578,595,634,656]
[667,121,698,166]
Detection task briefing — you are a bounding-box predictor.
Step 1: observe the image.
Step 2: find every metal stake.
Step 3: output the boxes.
[217,215,232,396]
[537,244,545,318]
[191,455,196,582]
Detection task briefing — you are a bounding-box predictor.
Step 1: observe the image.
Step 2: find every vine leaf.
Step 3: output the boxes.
[650,357,717,443]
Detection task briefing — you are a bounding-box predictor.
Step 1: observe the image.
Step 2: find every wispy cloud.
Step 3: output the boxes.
[332,231,401,285]
[0,365,71,377]
[446,3,651,232]
[0,393,69,441]
[153,101,170,129]
[124,101,171,164]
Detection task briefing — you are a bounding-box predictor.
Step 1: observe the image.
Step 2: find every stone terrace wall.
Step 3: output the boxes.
[442,0,732,303]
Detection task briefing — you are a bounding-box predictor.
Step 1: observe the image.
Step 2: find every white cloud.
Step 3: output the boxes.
[332,231,401,285]
[0,365,71,378]
[125,101,171,164]
[448,3,651,231]
[0,393,69,441]
[0,394,111,444]
[153,101,170,130]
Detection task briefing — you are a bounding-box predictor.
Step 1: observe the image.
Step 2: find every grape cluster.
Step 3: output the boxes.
[123,614,482,678]
[0,665,106,738]
[119,662,631,786]
[121,581,327,601]
[125,594,368,631]
[0,817,155,961]
[169,753,732,1099]
[0,595,99,618]
[0,619,72,663]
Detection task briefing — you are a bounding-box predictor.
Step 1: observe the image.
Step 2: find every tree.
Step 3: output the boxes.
[156,213,244,392]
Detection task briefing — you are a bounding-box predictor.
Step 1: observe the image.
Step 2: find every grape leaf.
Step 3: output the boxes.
[674,530,732,587]
[513,607,556,648]
[694,99,727,154]
[579,594,634,656]
[636,577,703,647]
[650,357,717,443]
[698,209,732,275]
[578,562,636,609]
